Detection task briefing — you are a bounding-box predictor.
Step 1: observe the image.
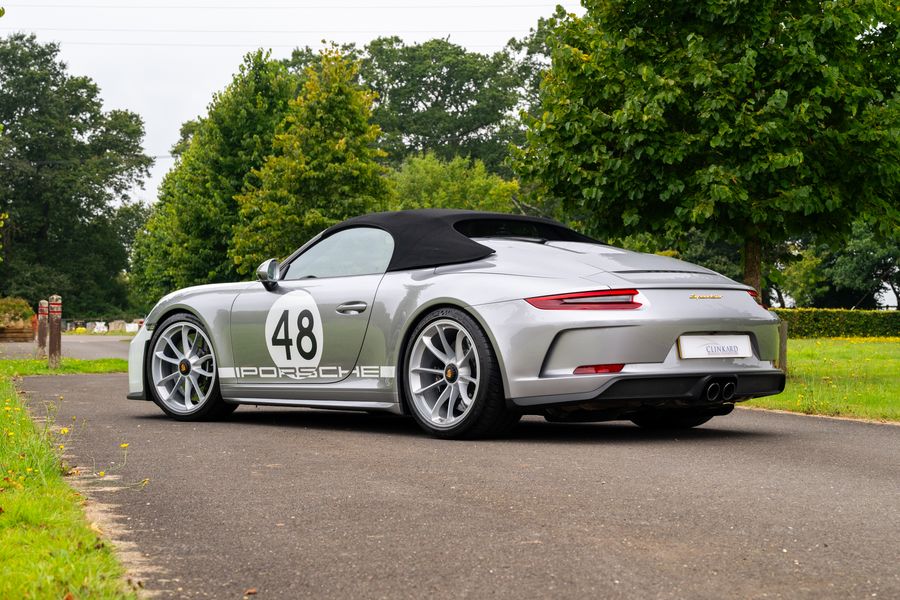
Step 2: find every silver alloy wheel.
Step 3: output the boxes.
[150,321,217,415]
[408,318,480,429]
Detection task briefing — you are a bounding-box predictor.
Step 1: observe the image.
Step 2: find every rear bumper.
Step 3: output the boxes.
[473,293,782,401]
[510,369,785,411]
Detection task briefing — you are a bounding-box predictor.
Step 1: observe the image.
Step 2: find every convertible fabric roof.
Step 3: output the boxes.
[321,209,599,272]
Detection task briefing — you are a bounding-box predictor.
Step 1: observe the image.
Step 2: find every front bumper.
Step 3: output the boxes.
[127,325,151,400]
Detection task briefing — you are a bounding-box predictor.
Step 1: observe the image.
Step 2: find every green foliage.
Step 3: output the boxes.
[284,38,522,174]
[828,221,899,307]
[169,118,201,158]
[130,50,298,303]
[0,34,151,315]
[772,308,900,338]
[779,245,831,307]
[776,221,898,309]
[0,10,3,135]
[363,37,521,173]
[230,50,391,272]
[0,296,32,325]
[390,153,518,212]
[513,1,900,292]
[505,17,553,122]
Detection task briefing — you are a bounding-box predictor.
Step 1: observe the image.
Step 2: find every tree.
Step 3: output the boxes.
[363,37,520,173]
[830,222,899,308]
[131,50,297,300]
[0,34,151,314]
[390,153,518,213]
[1,12,7,261]
[505,17,554,123]
[778,222,898,309]
[513,1,900,293]
[230,50,391,272]
[284,38,522,174]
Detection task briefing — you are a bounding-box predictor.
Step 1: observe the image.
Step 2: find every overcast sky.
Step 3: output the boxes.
[1,1,582,203]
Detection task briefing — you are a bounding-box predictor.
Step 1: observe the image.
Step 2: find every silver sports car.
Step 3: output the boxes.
[127,209,785,438]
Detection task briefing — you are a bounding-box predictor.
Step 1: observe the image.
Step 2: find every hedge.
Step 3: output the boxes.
[0,297,34,326]
[771,308,900,338]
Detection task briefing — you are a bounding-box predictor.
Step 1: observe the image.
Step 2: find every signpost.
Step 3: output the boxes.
[48,295,62,369]
[37,299,48,358]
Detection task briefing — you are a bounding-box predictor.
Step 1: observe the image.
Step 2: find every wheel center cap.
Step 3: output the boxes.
[444,363,459,383]
[178,359,191,375]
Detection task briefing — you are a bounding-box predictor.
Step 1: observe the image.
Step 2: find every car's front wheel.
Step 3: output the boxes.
[146,313,236,421]
[404,308,519,439]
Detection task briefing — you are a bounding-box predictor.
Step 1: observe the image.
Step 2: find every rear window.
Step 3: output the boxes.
[454,218,592,242]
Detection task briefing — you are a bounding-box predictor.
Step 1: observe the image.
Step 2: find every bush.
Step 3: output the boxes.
[772,308,900,338]
[0,297,34,326]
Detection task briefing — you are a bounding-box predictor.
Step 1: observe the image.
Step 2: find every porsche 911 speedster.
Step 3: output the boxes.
[127,209,785,438]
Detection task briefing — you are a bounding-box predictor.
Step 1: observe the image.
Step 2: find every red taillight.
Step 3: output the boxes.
[573,364,625,375]
[748,290,762,304]
[525,289,641,310]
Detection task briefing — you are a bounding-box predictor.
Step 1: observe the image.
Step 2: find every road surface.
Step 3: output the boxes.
[0,335,131,360]
[20,374,900,599]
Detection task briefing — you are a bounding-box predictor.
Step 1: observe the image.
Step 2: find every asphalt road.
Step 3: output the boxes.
[21,374,900,599]
[0,335,131,360]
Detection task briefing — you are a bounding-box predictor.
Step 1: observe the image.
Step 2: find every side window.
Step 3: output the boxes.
[283,227,394,280]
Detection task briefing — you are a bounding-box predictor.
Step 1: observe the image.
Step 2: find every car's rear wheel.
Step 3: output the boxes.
[147,313,236,421]
[630,409,716,430]
[404,308,519,439]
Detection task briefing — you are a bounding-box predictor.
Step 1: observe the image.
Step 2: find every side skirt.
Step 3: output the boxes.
[223,397,401,413]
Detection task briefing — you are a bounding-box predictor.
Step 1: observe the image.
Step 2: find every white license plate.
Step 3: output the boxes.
[678,335,752,359]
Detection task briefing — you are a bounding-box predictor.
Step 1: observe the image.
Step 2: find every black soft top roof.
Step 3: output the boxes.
[321,209,598,272]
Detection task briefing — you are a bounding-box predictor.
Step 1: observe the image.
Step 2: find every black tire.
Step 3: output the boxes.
[146,313,235,421]
[403,307,519,439]
[630,410,715,430]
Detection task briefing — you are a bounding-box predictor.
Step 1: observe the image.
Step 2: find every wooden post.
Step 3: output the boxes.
[776,320,788,374]
[48,295,62,369]
[37,300,49,358]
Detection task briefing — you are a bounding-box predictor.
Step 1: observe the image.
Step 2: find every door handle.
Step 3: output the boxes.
[335,301,368,315]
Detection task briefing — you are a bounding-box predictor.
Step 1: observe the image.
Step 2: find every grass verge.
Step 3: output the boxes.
[0,358,127,379]
[64,330,137,337]
[1,362,135,598]
[745,337,900,422]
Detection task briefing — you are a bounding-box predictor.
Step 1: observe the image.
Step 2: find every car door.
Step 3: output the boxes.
[230,227,394,386]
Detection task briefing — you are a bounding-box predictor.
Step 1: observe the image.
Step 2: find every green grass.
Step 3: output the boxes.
[63,330,137,337]
[746,337,900,421]
[0,378,136,599]
[0,358,127,379]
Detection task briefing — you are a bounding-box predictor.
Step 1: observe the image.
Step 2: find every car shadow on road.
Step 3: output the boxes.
[508,418,774,445]
[136,407,777,445]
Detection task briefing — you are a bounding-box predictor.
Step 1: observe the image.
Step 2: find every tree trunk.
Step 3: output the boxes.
[742,235,762,294]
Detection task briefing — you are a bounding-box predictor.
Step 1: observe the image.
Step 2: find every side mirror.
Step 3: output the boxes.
[256,259,280,291]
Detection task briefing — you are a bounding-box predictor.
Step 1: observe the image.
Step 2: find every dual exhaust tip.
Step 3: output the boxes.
[705,378,736,403]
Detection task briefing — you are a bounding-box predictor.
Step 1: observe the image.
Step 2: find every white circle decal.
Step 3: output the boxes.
[264,290,324,368]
